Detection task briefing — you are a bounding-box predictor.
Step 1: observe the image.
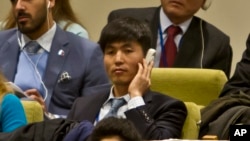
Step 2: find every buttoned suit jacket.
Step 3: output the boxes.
[0,26,109,116]
[67,85,187,140]
[108,7,232,78]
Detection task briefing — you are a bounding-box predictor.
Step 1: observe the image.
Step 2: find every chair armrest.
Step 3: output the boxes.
[181,102,201,139]
[21,100,44,123]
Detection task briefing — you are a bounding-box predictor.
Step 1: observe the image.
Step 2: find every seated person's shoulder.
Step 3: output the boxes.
[1,94,24,111]
[110,7,158,14]
[62,29,97,48]
[194,16,230,39]
[74,83,112,102]
[150,91,187,110]
[108,7,158,22]
[0,28,17,41]
[0,28,16,34]
[2,93,20,103]
[57,20,89,39]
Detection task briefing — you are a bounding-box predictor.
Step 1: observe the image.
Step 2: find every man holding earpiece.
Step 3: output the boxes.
[0,0,109,118]
[108,0,232,78]
[67,17,187,140]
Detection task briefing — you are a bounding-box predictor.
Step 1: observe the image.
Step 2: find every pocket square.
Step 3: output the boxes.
[58,71,71,83]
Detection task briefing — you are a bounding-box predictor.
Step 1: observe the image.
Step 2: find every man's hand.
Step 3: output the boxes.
[128,59,154,98]
[25,89,47,113]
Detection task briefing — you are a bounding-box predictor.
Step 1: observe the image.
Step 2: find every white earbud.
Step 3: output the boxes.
[202,0,213,10]
[47,1,51,9]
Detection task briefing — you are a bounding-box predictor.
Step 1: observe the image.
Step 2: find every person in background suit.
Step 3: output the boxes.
[67,17,187,140]
[90,117,142,141]
[108,0,232,78]
[220,34,250,97]
[0,0,89,38]
[198,35,250,139]
[0,0,109,118]
[0,73,27,132]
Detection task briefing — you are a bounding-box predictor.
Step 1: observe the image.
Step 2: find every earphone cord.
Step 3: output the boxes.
[200,19,205,69]
[22,51,48,101]
[47,1,50,34]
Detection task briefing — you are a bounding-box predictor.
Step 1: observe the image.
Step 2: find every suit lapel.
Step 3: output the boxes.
[0,31,20,81]
[174,17,203,67]
[43,26,70,106]
[84,92,110,123]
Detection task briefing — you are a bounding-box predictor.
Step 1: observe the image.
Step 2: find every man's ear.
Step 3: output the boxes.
[202,0,213,10]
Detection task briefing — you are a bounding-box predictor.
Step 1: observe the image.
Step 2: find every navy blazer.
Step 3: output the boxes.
[67,85,187,140]
[108,6,232,78]
[0,26,109,116]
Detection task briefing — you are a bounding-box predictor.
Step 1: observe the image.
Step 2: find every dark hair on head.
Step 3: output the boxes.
[90,117,142,141]
[98,17,152,55]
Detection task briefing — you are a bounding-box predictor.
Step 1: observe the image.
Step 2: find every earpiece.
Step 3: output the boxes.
[47,1,50,9]
[202,0,213,10]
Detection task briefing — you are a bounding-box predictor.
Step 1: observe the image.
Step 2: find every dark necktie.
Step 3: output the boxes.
[104,98,126,118]
[24,41,41,54]
[160,25,181,67]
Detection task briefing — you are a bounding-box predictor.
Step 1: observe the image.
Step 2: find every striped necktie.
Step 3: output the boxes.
[104,98,126,118]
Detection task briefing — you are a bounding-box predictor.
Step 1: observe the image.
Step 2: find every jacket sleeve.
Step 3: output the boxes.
[125,98,187,140]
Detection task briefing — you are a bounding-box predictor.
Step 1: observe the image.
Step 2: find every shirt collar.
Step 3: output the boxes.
[160,7,192,34]
[19,21,57,52]
[103,86,130,105]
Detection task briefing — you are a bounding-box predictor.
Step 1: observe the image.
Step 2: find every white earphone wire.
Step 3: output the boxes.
[16,31,48,101]
[22,49,48,101]
[200,19,205,69]
[47,1,50,32]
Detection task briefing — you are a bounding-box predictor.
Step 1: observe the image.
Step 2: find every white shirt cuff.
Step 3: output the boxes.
[127,96,145,110]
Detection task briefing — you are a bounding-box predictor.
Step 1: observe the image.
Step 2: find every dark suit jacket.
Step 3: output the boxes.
[108,7,232,78]
[220,34,250,97]
[67,85,187,140]
[0,26,109,116]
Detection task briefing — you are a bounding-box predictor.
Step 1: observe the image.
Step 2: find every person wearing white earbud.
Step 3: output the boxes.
[0,0,89,39]
[108,0,232,78]
[0,0,109,119]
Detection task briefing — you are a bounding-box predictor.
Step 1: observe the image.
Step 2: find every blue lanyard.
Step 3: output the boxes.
[158,25,168,67]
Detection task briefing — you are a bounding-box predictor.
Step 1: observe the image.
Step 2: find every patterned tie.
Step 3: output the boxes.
[22,40,45,97]
[104,98,126,118]
[24,41,41,54]
[160,25,181,67]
